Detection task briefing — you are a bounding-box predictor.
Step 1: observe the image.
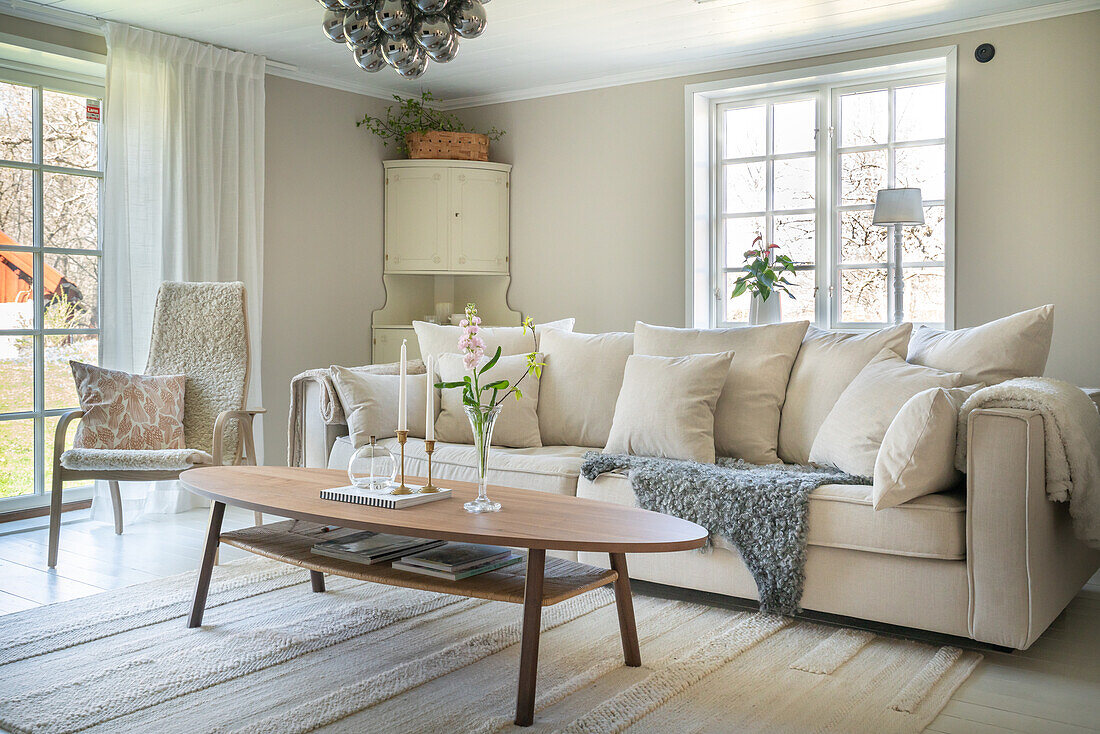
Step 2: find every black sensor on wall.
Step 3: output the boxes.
[975,43,996,63]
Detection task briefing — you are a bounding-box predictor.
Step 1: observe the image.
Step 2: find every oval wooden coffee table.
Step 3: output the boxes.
[180,466,707,727]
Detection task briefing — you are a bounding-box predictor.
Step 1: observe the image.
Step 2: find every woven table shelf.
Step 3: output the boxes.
[220,520,618,606]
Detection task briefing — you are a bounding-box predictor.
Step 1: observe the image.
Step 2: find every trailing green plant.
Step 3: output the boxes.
[730,235,798,303]
[356,91,504,154]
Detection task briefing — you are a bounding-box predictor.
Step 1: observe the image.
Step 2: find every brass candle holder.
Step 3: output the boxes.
[419,439,440,493]
[391,430,414,495]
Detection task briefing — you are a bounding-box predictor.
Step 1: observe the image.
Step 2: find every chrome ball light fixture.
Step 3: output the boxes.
[316,0,488,80]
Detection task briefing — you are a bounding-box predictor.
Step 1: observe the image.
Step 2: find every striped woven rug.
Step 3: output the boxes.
[0,556,980,733]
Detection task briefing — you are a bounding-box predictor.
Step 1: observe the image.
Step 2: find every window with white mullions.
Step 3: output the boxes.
[692,51,953,331]
[0,75,104,506]
[833,78,947,327]
[716,94,818,325]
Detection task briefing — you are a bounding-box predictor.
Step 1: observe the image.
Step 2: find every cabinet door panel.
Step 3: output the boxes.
[385,168,448,271]
[373,328,421,365]
[449,169,508,272]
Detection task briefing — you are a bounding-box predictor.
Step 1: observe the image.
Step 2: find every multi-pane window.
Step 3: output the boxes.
[0,77,103,505]
[718,96,819,324]
[710,72,948,328]
[834,79,946,326]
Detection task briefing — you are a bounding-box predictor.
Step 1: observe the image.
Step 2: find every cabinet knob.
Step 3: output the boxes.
[459,256,467,264]
[433,256,441,263]
[454,212,460,218]
[433,173,441,181]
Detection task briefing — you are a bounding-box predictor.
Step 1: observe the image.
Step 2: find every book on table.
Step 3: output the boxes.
[391,554,523,581]
[310,531,444,565]
[391,541,524,581]
[319,485,452,509]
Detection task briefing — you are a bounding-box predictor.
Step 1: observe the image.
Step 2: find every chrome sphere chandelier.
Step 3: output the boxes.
[317,0,488,80]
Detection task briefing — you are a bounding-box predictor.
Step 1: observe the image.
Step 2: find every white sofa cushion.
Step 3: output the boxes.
[413,318,574,365]
[907,304,1054,385]
[576,471,966,560]
[327,435,586,498]
[434,352,543,448]
[810,349,963,477]
[873,385,979,510]
[330,365,428,443]
[605,351,735,463]
[537,330,634,448]
[634,321,808,464]
[778,323,912,464]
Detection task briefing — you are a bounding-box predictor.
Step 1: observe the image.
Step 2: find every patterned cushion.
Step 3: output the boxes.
[69,361,187,450]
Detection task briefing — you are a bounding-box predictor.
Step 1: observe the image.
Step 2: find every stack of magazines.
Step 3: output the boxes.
[310,531,444,565]
[392,542,523,581]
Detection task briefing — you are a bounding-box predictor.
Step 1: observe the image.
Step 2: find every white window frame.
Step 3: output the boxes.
[686,48,956,330]
[713,91,824,327]
[831,74,949,329]
[0,66,105,511]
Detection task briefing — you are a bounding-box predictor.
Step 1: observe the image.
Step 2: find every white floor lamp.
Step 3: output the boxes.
[872,188,924,324]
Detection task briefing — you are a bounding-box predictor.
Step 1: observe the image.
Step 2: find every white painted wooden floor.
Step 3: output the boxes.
[1,508,1097,733]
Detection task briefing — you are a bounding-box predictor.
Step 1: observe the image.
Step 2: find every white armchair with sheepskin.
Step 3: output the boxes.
[48,281,264,567]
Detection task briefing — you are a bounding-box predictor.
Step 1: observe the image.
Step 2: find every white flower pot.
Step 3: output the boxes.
[748,293,782,325]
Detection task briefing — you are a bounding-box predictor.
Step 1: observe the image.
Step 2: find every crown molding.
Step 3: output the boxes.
[0,0,101,34]
[435,0,1100,110]
[262,64,401,103]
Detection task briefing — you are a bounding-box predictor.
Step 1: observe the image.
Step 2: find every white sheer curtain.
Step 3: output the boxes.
[95,22,265,522]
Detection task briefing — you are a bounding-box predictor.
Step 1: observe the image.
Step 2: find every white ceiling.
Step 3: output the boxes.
[8,0,1098,107]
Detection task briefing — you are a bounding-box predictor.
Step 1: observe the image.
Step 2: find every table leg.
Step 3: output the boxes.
[310,570,326,592]
[610,552,641,667]
[187,501,225,628]
[515,548,546,727]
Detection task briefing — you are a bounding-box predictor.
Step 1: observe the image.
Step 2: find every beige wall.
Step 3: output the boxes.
[262,76,392,461]
[458,11,1100,387]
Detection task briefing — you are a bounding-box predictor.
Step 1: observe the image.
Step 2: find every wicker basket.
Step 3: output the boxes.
[405,131,490,162]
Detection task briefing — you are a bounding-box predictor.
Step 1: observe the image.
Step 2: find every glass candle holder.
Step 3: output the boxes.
[347,436,397,492]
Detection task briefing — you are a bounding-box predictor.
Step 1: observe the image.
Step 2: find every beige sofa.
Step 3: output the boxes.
[295,354,1100,652]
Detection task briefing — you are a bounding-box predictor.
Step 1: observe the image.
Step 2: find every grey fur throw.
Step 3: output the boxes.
[581,453,870,616]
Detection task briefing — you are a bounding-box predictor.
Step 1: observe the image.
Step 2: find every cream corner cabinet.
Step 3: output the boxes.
[383,159,511,274]
[372,159,520,364]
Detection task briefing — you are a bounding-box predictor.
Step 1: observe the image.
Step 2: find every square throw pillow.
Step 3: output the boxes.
[604,351,735,463]
[435,352,543,448]
[634,321,808,464]
[69,361,187,450]
[413,318,573,365]
[778,323,913,464]
[330,365,429,445]
[873,384,981,510]
[907,305,1054,385]
[809,349,964,477]
[537,330,634,448]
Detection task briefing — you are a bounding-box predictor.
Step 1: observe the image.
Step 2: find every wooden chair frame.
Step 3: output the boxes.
[47,408,265,567]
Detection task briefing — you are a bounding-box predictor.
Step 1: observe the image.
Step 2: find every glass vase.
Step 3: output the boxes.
[463,403,502,513]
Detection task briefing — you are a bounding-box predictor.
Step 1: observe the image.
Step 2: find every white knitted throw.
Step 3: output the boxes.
[956,378,1100,548]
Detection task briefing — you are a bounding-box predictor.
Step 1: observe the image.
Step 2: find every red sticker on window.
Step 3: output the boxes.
[86,100,101,122]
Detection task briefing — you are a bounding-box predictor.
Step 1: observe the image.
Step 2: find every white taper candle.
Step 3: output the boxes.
[425,354,435,440]
[398,339,407,431]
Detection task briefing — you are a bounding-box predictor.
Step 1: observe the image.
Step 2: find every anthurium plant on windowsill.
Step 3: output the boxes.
[730,235,798,325]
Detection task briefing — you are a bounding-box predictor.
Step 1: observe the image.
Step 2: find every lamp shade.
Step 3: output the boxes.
[872,188,924,226]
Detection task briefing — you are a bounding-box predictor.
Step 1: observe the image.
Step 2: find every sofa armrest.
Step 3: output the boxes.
[299,378,347,468]
[966,407,1100,649]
